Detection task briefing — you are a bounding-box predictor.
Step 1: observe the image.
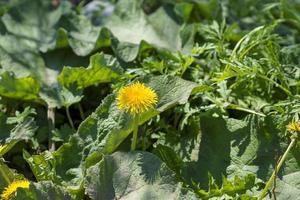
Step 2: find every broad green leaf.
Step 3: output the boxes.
[13,181,72,200]
[43,75,197,194]
[1,0,71,53]
[0,107,37,155]
[23,137,83,187]
[103,0,196,61]
[58,53,123,90]
[39,86,83,108]
[180,111,300,189]
[52,136,84,189]
[0,72,40,101]
[105,0,182,50]
[84,151,197,200]
[23,138,84,198]
[268,171,300,200]
[0,34,48,78]
[23,150,58,183]
[58,13,106,56]
[80,75,198,156]
[155,115,202,162]
[153,145,184,178]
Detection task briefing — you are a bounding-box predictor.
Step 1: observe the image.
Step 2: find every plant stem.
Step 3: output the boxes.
[0,164,11,184]
[66,106,75,130]
[78,103,85,120]
[47,107,55,152]
[256,74,292,97]
[258,138,297,200]
[131,115,139,151]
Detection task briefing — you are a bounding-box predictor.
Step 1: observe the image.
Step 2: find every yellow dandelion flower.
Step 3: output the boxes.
[287,121,300,133]
[117,82,158,114]
[1,180,30,200]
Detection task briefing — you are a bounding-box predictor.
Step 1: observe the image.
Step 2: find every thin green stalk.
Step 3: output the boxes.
[258,138,297,200]
[0,164,11,184]
[256,74,292,96]
[66,106,75,130]
[47,107,55,152]
[131,115,139,151]
[78,103,85,120]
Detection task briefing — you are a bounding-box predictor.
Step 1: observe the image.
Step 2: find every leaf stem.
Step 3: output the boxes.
[258,138,297,200]
[131,115,139,151]
[66,106,75,130]
[47,107,55,152]
[78,103,85,120]
[256,74,292,96]
[0,164,11,184]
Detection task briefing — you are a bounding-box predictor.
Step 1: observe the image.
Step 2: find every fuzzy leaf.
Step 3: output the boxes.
[84,151,196,200]
[58,53,123,90]
[13,181,72,200]
[0,72,40,101]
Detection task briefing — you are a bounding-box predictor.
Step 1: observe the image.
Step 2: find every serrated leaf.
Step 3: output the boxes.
[13,181,72,200]
[81,75,198,155]
[268,171,300,200]
[106,0,182,50]
[58,53,123,90]
[23,150,58,183]
[23,137,83,190]
[43,75,197,193]
[0,72,40,101]
[155,115,202,162]
[84,151,197,200]
[39,86,83,108]
[1,0,71,53]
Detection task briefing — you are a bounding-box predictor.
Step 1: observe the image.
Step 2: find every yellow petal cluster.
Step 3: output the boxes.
[287,121,300,133]
[117,82,158,114]
[1,180,30,200]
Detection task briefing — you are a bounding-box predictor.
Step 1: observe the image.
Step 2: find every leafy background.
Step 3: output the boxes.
[0,0,300,199]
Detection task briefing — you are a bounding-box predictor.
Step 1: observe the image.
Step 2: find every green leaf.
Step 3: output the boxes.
[6,107,36,125]
[13,181,72,200]
[0,160,23,192]
[106,0,182,50]
[143,75,199,111]
[43,75,197,194]
[0,34,48,79]
[84,151,197,200]
[153,145,184,178]
[0,72,40,101]
[23,150,58,183]
[0,107,37,155]
[0,140,20,157]
[7,117,37,143]
[154,115,202,162]
[23,137,84,193]
[195,173,258,199]
[58,53,123,90]
[39,86,83,108]
[79,75,198,156]
[104,0,195,61]
[269,171,300,200]
[1,0,71,53]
